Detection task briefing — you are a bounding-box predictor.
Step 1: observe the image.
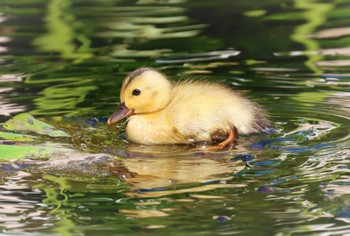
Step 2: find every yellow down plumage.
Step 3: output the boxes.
[107,68,271,149]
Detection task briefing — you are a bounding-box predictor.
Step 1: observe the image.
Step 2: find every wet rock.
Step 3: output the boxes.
[257,186,274,193]
[213,215,231,222]
[232,154,255,163]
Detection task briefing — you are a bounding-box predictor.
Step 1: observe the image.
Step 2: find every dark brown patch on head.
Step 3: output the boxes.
[129,67,151,80]
[123,67,151,89]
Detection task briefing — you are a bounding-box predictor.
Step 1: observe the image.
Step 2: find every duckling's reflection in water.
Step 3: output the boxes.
[109,144,247,198]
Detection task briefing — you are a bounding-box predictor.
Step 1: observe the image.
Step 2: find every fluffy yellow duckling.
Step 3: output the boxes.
[107,68,271,149]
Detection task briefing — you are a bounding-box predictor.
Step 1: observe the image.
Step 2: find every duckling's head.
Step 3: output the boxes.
[107,68,173,125]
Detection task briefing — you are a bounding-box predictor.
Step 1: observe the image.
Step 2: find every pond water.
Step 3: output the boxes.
[1,0,350,235]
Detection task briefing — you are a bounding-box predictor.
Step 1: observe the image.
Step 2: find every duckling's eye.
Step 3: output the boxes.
[132,89,141,96]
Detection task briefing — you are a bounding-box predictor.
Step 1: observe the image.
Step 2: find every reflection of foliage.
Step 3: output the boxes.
[35,174,82,236]
[291,0,334,74]
[33,0,92,62]
[97,4,209,60]
[291,91,332,105]
[29,78,97,116]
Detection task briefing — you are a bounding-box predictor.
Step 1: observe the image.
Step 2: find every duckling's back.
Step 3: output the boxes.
[166,80,270,142]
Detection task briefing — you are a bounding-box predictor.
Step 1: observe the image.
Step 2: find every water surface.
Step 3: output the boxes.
[1,0,350,235]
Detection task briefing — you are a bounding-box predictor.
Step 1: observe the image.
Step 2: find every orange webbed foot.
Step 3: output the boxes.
[208,127,238,151]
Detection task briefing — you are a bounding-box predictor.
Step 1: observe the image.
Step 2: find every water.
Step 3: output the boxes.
[1,0,350,235]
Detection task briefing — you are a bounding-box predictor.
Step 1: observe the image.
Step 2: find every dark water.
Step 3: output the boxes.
[1,0,350,235]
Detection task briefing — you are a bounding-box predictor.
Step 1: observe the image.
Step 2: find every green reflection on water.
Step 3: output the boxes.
[291,0,333,74]
[33,0,92,62]
[292,91,333,105]
[36,174,82,236]
[27,77,97,116]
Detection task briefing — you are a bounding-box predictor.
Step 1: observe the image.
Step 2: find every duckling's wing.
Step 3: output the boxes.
[168,82,270,140]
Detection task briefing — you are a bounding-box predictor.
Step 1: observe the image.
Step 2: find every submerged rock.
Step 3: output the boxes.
[38,152,116,177]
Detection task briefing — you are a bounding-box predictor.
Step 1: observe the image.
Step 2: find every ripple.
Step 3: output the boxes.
[307,77,350,88]
[119,209,169,218]
[0,172,53,232]
[156,50,240,64]
[0,97,26,116]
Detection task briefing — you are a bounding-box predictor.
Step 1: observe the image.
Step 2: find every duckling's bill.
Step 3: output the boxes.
[107,102,134,125]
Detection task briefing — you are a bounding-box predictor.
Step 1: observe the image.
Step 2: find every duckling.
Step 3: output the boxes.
[107,68,271,150]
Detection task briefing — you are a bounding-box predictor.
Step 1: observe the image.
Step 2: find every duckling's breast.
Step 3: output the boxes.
[125,113,188,145]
